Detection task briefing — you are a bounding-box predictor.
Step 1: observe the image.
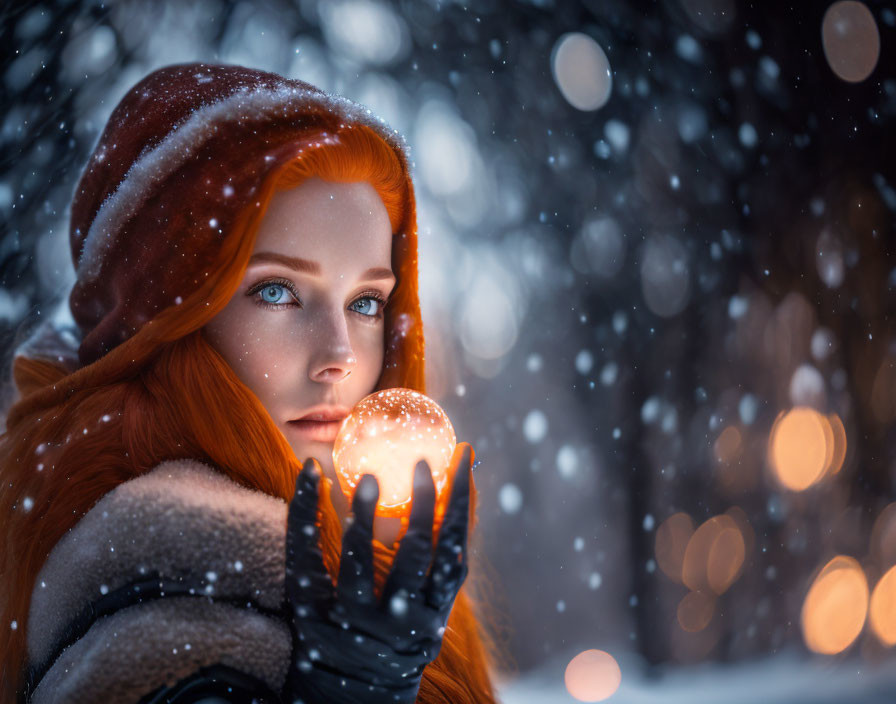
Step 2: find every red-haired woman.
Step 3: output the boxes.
[0,64,502,703]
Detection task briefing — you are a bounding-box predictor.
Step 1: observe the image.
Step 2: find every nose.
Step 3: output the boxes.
[309,308,357,384]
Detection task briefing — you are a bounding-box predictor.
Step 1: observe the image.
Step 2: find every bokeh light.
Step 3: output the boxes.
[788,363,826,408]
[551,32,612,111]
[415,99,478,198]
[769,407,829,491]
[869,565,896,647]
[821,1,880,83]
[458,263,521,364]
[725,506,756,558]
[564,649,622,702]
[640,235,691,318]
[682,515,746,595]
[318,0,409,66]
[677,590,716,632]
[570,215,626,278]
[870,503,896,568]
[707,523,746,594]
[713,425,742,464]
[333,388,456,518]
[815,228,845,288]
[870,357,896,425]
[824,413,847,476]
[801,555,869,655]
[656,512,696,583]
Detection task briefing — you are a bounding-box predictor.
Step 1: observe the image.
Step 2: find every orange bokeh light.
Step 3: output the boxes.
[769,407,831,491]
[725,506,756,558]
[870,565,896,646]
[655,512,695,583]
[564,649,622,702]
[714,425,742,464]
[825,413,847,476]
[801,555,869,655]
[677,590,716,632]
[682,515,745,595]
[707,525,746,594]
[871,503,896,568]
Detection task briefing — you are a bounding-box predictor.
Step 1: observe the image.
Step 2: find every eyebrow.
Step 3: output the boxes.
[248,252,395,281]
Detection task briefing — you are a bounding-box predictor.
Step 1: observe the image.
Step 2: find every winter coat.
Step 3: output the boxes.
[25,458,292,701]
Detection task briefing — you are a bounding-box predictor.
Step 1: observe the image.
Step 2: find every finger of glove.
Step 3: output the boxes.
[424,444,472,611]
[381,459,436,606]
[309,626,428,687]
[337,473,378,606]
[286,632,425,702]
[286,458,334,607]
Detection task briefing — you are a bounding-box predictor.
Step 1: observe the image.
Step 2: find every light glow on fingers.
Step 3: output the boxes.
[333,388,457,519]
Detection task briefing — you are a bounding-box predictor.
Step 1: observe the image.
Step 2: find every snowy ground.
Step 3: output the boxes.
[493,651,896,704]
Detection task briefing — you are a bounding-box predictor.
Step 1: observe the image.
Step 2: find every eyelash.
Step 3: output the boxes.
[246,277,389,320]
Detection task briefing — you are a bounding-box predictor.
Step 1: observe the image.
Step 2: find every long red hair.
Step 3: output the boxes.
[0,125,507,701]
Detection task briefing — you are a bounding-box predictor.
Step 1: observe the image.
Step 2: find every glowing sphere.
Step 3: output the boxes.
[333,388,456,518]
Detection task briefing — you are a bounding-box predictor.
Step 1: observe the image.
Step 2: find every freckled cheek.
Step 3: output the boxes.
[350,326,386,377]
[233,317,311,399]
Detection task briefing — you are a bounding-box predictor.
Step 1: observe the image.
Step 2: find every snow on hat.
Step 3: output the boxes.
[68,62,414,367]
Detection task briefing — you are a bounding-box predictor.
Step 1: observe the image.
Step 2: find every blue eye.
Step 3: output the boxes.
[261,284,291,305]
[249,280,300,308]
[350,297,380,317]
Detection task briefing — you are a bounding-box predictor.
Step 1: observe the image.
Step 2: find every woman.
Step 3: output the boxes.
[0,63,502,702]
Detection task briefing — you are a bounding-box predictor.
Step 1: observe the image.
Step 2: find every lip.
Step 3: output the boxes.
[293,405,351,422]
[287,406,350,443]
[286,419,344,443]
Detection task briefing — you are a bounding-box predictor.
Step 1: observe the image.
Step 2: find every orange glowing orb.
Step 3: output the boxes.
[333,388,456,518]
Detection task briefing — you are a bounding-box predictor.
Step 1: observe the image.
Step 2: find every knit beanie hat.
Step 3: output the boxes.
[68,63,417,368]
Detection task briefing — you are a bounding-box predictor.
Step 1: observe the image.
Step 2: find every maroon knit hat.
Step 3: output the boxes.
[68,63,415,367]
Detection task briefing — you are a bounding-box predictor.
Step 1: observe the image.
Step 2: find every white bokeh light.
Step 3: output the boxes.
[458,257,522,363]
[318,0,409,66]
[789,364,826,408]
[570,215,626,278]
[415,100,478,197]
[557,445,579,479]
[640,235,691,318]
[523,410,548,444]
[499,483,523,514]
[816,228,845,288]
[575,350,594,375]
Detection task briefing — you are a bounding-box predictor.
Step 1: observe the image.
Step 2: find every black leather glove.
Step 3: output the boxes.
[281,444,473,704]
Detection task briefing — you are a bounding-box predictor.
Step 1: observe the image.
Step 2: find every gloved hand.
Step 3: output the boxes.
[281,443,473,704]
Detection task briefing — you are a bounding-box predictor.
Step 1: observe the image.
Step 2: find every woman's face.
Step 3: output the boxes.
[203,176,395,476]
